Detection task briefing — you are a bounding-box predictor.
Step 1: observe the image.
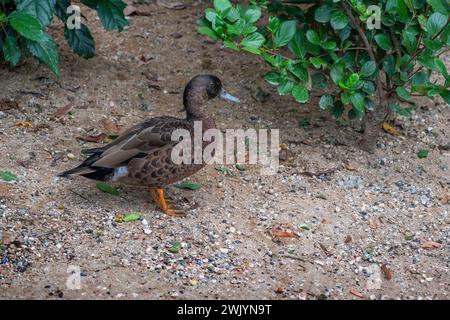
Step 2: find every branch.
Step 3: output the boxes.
[342,0,385,107]
[341,1,376,61]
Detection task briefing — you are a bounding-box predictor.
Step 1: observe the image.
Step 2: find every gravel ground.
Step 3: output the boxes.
[0,1,449,300]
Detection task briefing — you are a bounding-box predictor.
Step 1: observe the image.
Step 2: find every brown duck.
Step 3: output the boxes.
[59,75,239,216]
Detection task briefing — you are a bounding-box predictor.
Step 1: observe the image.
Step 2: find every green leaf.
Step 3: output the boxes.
[396,87,412,101]
[315,5,332,23]
[241,32,265,48]
[198,26,220,40]
[299,225,310,231]
[292,85,309,103]
[288,64,309,82]
[361,60,377,77]
[374,33,392,51]
[319,94,333,110]
[440,89,450,104]
[321,41,336,50]
[64,24,95,59]
[96,181,120,195]
[309,57,326,69]
[123,213,142,222]
[404,235,414,241]
[97,0,129,32]
[330,101,344,119]
[417,149,429,158]
[288,30,306,58]
[330,9,348,30]
[168,241,182,254]
[311,73,327,88]
[426,0,450,15]
[8,10,44,41]
[306,29,319,45]
[0,171,18,182]
[214,0,231,13]
[412,71,429,86]
[174,181,201,190]
[350,92,365,112]
[278,80,294,95]
[15,0,56,27]
[264,71,281,85]
[26,32,59,76]
[426,12,448,35]
[273,20,296,47]
[2,36,21,66]
[244,6,261,23]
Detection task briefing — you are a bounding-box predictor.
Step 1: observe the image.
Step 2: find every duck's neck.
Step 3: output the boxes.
[184,94,216,131]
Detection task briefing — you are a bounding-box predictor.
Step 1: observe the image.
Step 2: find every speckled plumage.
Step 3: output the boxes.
[59,75,232,189]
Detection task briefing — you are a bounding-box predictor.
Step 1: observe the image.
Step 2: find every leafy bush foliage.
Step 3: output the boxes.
[0,0,128,75]
[199,0,449,125]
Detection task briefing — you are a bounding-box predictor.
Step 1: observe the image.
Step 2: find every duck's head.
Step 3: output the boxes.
[183,75,240,117]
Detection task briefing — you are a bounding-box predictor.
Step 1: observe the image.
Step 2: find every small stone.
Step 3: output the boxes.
[268,189,274,195]
[67,153,75,159]
[335,206,341,213]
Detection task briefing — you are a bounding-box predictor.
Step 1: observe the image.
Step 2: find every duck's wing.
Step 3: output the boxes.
[59,116,192,176]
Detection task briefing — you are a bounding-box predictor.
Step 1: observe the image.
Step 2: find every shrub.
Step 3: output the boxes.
[198,0,450,151]
[0,0,128,76]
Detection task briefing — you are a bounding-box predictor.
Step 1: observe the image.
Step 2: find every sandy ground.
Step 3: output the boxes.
[0,1,449,300]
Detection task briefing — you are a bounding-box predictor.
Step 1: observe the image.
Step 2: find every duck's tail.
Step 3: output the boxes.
[58,150,113,181]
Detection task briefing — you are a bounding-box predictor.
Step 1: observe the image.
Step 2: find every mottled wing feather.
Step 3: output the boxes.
[91,116,191,168]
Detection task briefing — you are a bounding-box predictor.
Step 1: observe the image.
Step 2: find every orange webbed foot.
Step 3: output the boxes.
[149,187,186,217]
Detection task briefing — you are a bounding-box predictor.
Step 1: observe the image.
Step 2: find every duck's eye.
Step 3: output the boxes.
[206,83,219,98]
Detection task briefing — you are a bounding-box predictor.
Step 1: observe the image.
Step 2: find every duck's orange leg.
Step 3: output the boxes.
[149,187,185,217]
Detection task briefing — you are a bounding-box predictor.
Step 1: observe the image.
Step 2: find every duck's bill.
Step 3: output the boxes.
[219,89,240,103]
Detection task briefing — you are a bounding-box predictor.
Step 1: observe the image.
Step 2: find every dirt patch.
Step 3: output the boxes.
[0,1,449,299]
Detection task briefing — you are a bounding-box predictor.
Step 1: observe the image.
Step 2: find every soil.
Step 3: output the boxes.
[0,1,449,300]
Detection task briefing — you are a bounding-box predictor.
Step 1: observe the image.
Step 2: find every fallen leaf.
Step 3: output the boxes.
[271,230,298,238]
[31,123,50,132]
[344,235,352,244]
[274,287,284,294]
[345,161,358,171]
[15,121,32,128]
[76,133,106,143]
[319,243,332,256]
[0,171,18,182]
[299,167,338,177]
[156,0,186,10]
[100,119,124,134]
[349,289,365,299]
[368,217,381,229]
[417,149,429,159]
[96,181,119,196]
[124,4,137,16]
[420,241,442,249]
[380,264,392,280]
[0,99,19,111]
[174,181,201,190]
[167,241,181,254]
[441,194,450,204]
[52,105,72,119]
[123,213,142,222]
[383,122,400,135]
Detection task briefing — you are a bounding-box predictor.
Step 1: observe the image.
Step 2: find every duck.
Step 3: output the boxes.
[59,74,240,216]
